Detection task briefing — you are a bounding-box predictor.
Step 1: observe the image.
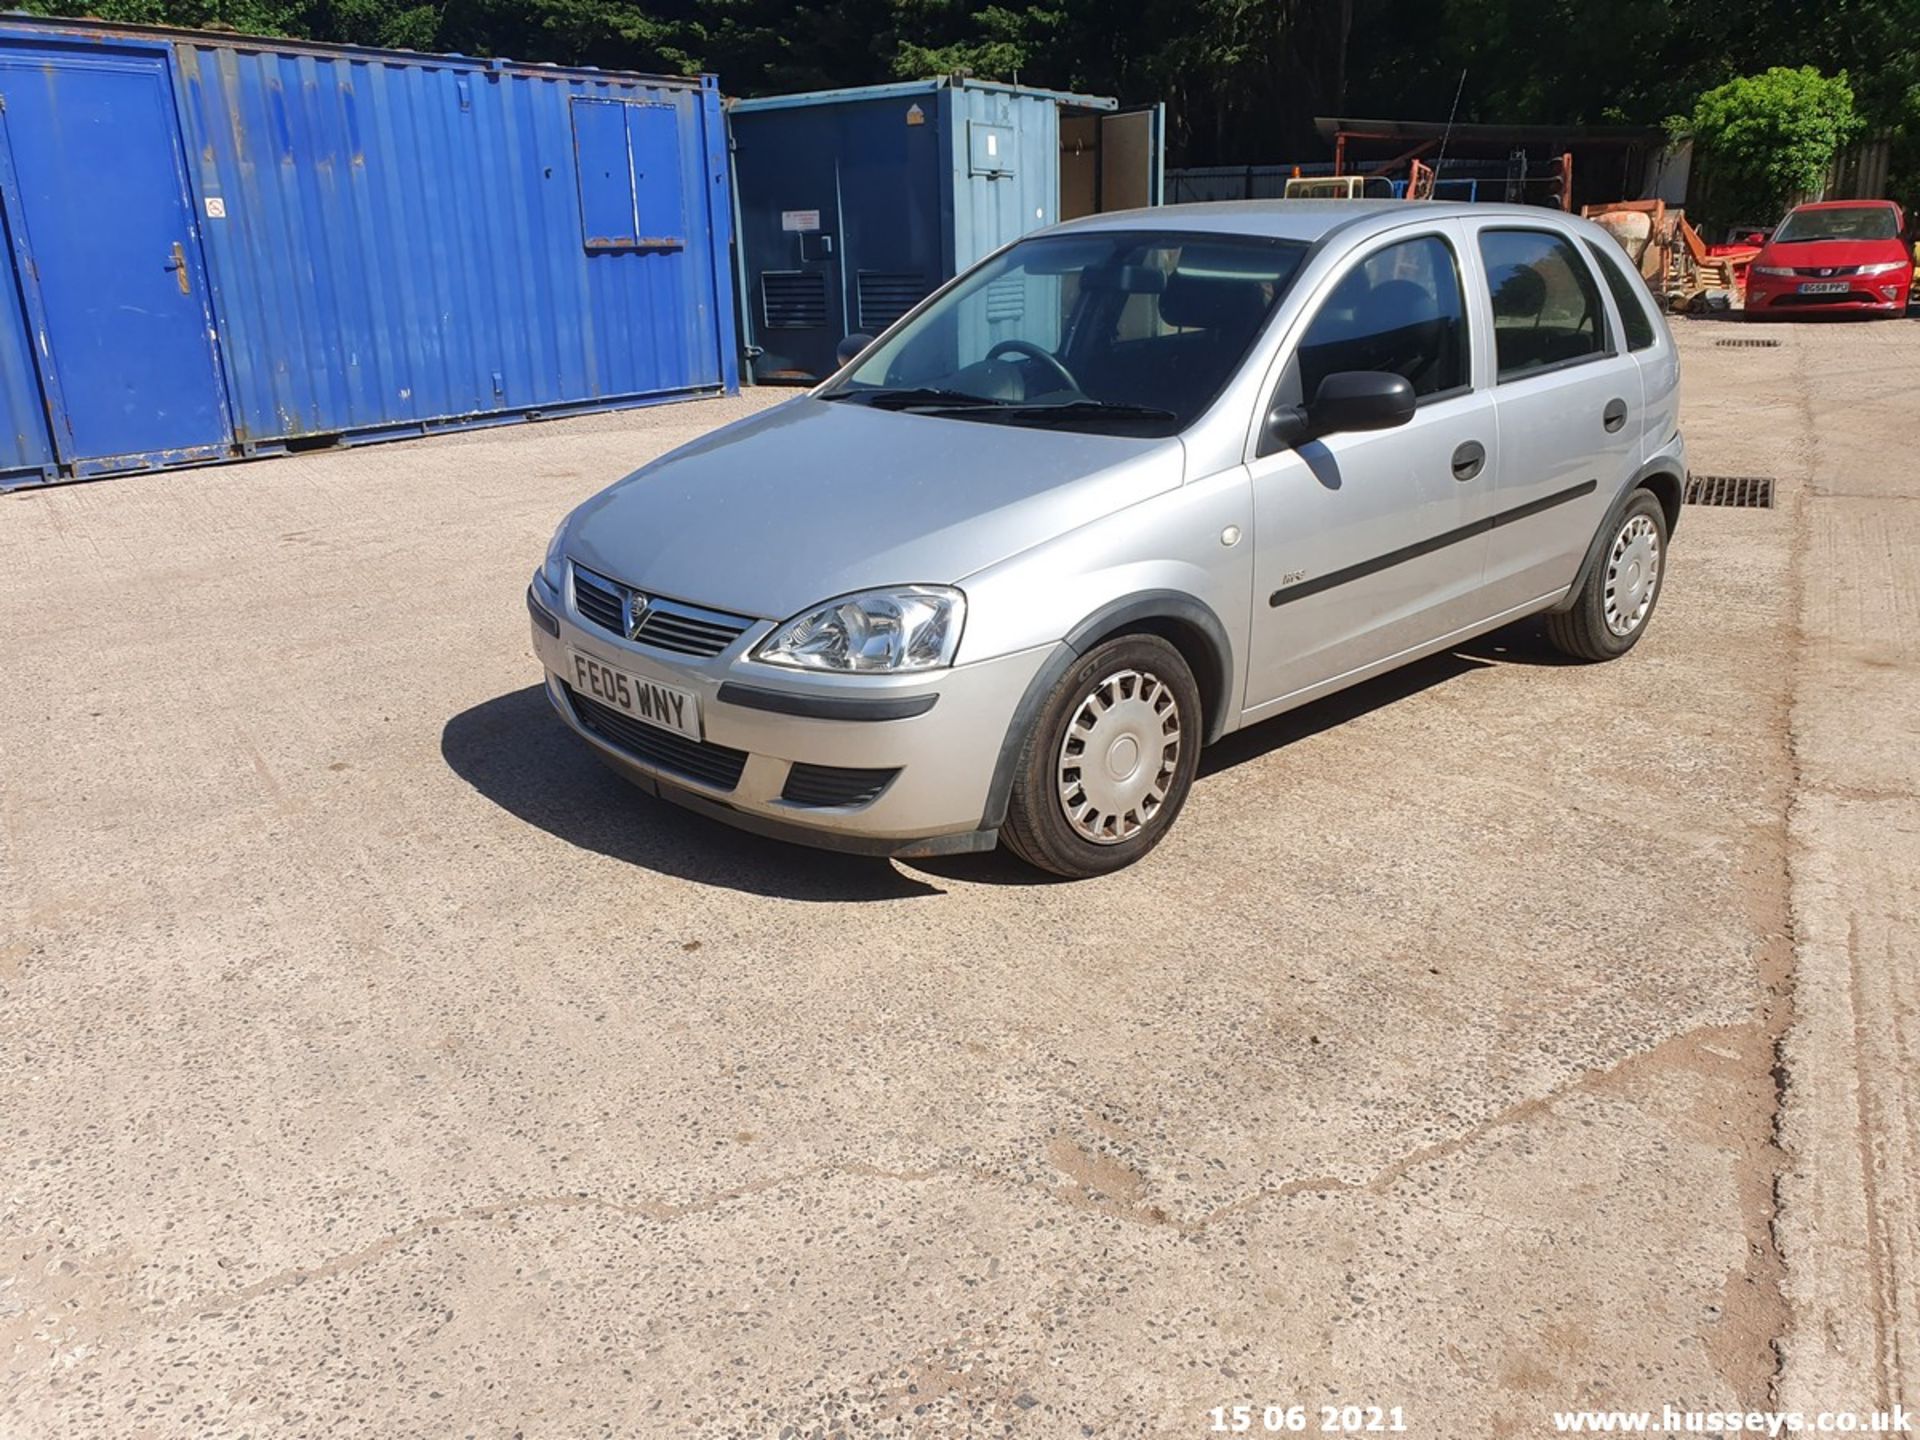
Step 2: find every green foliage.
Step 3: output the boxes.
[13,0,1920,198]
[1683,67,1864,219]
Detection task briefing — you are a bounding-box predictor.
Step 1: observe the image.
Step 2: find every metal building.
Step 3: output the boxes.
[0,17,737,489]
[729,78,1164,383]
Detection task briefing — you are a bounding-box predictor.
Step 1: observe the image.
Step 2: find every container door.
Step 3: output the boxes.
[754,201,843,382]
[0,46,229,470]
[1099,104,1164,210]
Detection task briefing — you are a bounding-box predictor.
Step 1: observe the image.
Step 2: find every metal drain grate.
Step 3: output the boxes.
[1685,474,1776,508]
[1715,337,1781,348]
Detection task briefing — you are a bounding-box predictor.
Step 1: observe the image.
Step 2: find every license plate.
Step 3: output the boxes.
[569,651,700,739]
[1799,280,1850,294]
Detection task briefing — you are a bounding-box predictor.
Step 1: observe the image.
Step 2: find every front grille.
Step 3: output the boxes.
[573,567,626,633]
[780,763,900,808]
[762,270,827,330]
[564,683,749,792]
[570,565,754,658]
[1792,265,1861,276]
[1774,290,1875,307]
[635,608,749,658]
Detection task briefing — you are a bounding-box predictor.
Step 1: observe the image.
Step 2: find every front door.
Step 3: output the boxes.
[0,46,229,469]
[1245,226,1499,713]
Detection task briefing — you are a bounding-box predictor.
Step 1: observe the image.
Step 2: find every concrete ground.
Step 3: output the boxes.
[0,320,1911,1438]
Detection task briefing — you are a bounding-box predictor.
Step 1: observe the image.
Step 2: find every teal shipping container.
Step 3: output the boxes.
[729,78,1164,383]
[0,16,737,489]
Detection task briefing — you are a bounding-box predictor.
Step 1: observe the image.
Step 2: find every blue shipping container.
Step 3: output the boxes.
[730,78,1163,383]
[0,17,737,488]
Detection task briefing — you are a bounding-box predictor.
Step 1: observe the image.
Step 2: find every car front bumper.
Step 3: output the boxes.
[1745,277,1910,313]
[527,571,1052,858]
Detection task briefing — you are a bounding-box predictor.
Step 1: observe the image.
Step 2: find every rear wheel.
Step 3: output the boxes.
[1545,489,1668,661]
[1002,635,1202,878]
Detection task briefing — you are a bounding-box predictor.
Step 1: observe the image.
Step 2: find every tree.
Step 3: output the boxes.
[1678,66,1864,221]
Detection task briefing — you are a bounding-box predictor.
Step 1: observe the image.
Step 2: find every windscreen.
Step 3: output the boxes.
[1773,206,1900,243]
[821,230,1310,436]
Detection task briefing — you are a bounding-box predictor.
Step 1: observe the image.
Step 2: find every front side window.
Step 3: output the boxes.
[822,230,1309,436]
[1773,205,1900,243]
[1293,235,1468,401]
[1584,240,1658,351]
[1478,229,1609,381]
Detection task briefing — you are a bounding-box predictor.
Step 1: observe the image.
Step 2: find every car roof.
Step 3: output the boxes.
[1789,198,1898,211]
[1049,198,1581,244]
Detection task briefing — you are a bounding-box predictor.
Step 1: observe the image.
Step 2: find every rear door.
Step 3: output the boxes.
[1466,221,1642,614]
[0,44,229,470]
[1585,236,1677,462]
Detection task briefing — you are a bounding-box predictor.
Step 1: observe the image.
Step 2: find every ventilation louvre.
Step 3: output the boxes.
[761,270,828,330]
[1715,337,1782,348]
[856,272,927,333]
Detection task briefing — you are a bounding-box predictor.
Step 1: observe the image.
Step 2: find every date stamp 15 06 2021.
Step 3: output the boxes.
[1208,1404,1410,1434]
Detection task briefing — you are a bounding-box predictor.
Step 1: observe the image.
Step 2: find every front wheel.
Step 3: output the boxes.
[1001,635,1203,878]
[1545,490,1668,661]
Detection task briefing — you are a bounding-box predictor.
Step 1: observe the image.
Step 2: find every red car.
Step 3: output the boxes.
[1744,200,1912,317]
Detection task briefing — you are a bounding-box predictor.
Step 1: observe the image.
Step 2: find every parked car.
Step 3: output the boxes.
[1744,200,1911,317]
[529,201,1685,876]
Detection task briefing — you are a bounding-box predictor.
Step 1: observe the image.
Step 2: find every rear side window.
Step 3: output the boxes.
[1295,235,1469,401]
[1585,240,1658,351]
[1477,229,1609,381]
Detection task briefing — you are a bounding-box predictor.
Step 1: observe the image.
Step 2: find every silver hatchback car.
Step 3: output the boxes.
[528,200,1684,876]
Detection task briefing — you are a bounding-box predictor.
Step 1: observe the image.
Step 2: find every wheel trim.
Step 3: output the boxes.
[1604,513,1662,637]
[1056,668,1182,845]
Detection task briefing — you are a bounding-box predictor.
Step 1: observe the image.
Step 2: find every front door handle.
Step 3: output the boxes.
[1450,440,1486,482]
[164,241,191,296]
[1602,398,1628,433]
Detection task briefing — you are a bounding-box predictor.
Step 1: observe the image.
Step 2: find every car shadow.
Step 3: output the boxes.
[440,685,941,902]
[449,620,1559,896]
[1454,614,1589,667]
[916,640,1505,887]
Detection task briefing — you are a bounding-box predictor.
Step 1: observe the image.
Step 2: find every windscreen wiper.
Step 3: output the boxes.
[822,387,1007,410]
[950,399,1177,425]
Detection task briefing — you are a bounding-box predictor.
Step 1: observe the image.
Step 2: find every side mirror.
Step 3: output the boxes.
[1266,370,1416,450]
[835,333,876,368]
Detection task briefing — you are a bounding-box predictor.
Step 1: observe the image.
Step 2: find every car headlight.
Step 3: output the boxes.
[1858,260,1906,276]
[752,586,965,672]
[1750,265,1793,277]
[540,520,568,590]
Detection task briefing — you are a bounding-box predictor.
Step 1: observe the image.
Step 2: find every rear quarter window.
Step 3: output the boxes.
[1584,239,1658,351]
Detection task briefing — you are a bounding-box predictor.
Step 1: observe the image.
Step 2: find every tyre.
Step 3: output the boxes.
[1001,634,1203,878]
[1545,489,1668,662]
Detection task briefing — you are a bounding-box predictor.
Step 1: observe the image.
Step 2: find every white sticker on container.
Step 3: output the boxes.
[780,209,820,232]
[987,133,998,157]
[204,196,227,219]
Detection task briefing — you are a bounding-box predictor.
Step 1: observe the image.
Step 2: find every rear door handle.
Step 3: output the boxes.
[1451,440,1486,481]
[1602,398,1628,433]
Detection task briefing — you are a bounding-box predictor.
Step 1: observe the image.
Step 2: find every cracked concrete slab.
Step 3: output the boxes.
[0,320,1887,1437]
